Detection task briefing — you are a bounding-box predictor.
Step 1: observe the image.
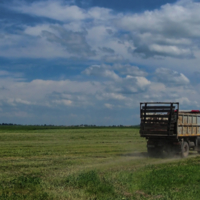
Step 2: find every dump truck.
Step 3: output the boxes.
[140,102,200,157]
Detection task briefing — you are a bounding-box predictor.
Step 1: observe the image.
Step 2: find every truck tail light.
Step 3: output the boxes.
[191,110,200,112]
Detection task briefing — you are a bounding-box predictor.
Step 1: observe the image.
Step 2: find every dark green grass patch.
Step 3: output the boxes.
[11,175,41,189]
[0,174,50,200]
[139,161,200,200]
[66,170,116,198]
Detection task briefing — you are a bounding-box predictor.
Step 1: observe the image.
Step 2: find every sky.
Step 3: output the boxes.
[1,0,200,125]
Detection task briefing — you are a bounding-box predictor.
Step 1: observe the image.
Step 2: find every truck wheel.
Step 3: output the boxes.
[181,142,189,158]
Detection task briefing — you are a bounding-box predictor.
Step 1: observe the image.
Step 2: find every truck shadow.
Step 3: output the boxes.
[123,151,198,159]
[122,152,149,157]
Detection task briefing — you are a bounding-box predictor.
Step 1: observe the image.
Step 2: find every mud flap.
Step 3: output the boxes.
[197,137,200,154]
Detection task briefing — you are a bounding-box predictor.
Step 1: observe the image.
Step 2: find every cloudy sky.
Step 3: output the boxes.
[1,0,200,125]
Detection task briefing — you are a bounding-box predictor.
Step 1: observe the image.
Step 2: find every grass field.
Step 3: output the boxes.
[0,126,200,200]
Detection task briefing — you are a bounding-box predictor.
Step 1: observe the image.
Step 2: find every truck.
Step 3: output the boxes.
[140,102,200,157]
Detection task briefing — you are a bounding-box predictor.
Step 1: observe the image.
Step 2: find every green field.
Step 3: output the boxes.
[0,126,200,200]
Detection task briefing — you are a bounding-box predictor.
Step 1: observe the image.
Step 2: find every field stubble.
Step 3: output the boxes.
[0,126,200,199]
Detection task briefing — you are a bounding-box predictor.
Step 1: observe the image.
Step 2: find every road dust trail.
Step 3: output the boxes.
[72,152,200,172]
[149,152,200,166]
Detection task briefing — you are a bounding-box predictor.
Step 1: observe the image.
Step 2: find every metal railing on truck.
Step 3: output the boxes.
[140,102,179,137]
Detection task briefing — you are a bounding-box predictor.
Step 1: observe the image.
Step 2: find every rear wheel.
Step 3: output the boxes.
[181,142,189,158]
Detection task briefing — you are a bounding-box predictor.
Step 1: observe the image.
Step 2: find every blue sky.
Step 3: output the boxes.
[1,0,200,125]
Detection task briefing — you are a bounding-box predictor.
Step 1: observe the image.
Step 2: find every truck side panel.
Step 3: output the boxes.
[177,113,200,137]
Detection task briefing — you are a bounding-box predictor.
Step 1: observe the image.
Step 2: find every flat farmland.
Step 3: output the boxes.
[0,126,200,200]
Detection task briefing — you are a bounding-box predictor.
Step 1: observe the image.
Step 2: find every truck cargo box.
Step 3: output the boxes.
[178,112,200,136]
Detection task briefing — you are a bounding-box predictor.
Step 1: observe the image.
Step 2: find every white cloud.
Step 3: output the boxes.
[117,65,148,77]
[88,7,115,20]
[0,67,198,125]
[24,24,52,36]
[116,1,200,58]
[175,97,190,105]
[97,93,126,101]
[83,64,147,78]
[154,68,190,86]
[83,65,120,80]
[83,65,151,95]
[135,76,151,88]
[6,98,33,106]
[104,103,113,109]
[3,0,200,60]
[13,1,88,21]
[149,44,192,57]
[52,99,73,106]
[0,70,11,76]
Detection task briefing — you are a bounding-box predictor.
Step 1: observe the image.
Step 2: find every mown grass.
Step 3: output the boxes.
[0,126,199,199]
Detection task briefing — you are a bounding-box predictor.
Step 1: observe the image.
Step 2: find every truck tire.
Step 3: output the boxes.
[197,137,200,154]
[181,141,189,158]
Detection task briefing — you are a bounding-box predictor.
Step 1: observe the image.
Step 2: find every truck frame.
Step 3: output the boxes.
[140,102,200,157]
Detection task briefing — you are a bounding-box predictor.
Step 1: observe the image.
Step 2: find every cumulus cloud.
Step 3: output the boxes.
[41,26,96,57]
[12,0,88,21]
[83,65,120,80]
[116,65,148,77]
[154,68,190,86]
[82,64,148,80]
[0,70,23,79]
[0,67,198,125]
[83,64,150,94]
[101,55,126,63]
[117,76,151,93]
[83,64,147,77]
[104,103,113,109]
[0,67,151,116]
[99,47,115,54]
[1,0,199,59]
[116,0,200,58]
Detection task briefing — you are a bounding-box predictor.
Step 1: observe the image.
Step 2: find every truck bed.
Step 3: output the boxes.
[177,112,200,137]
